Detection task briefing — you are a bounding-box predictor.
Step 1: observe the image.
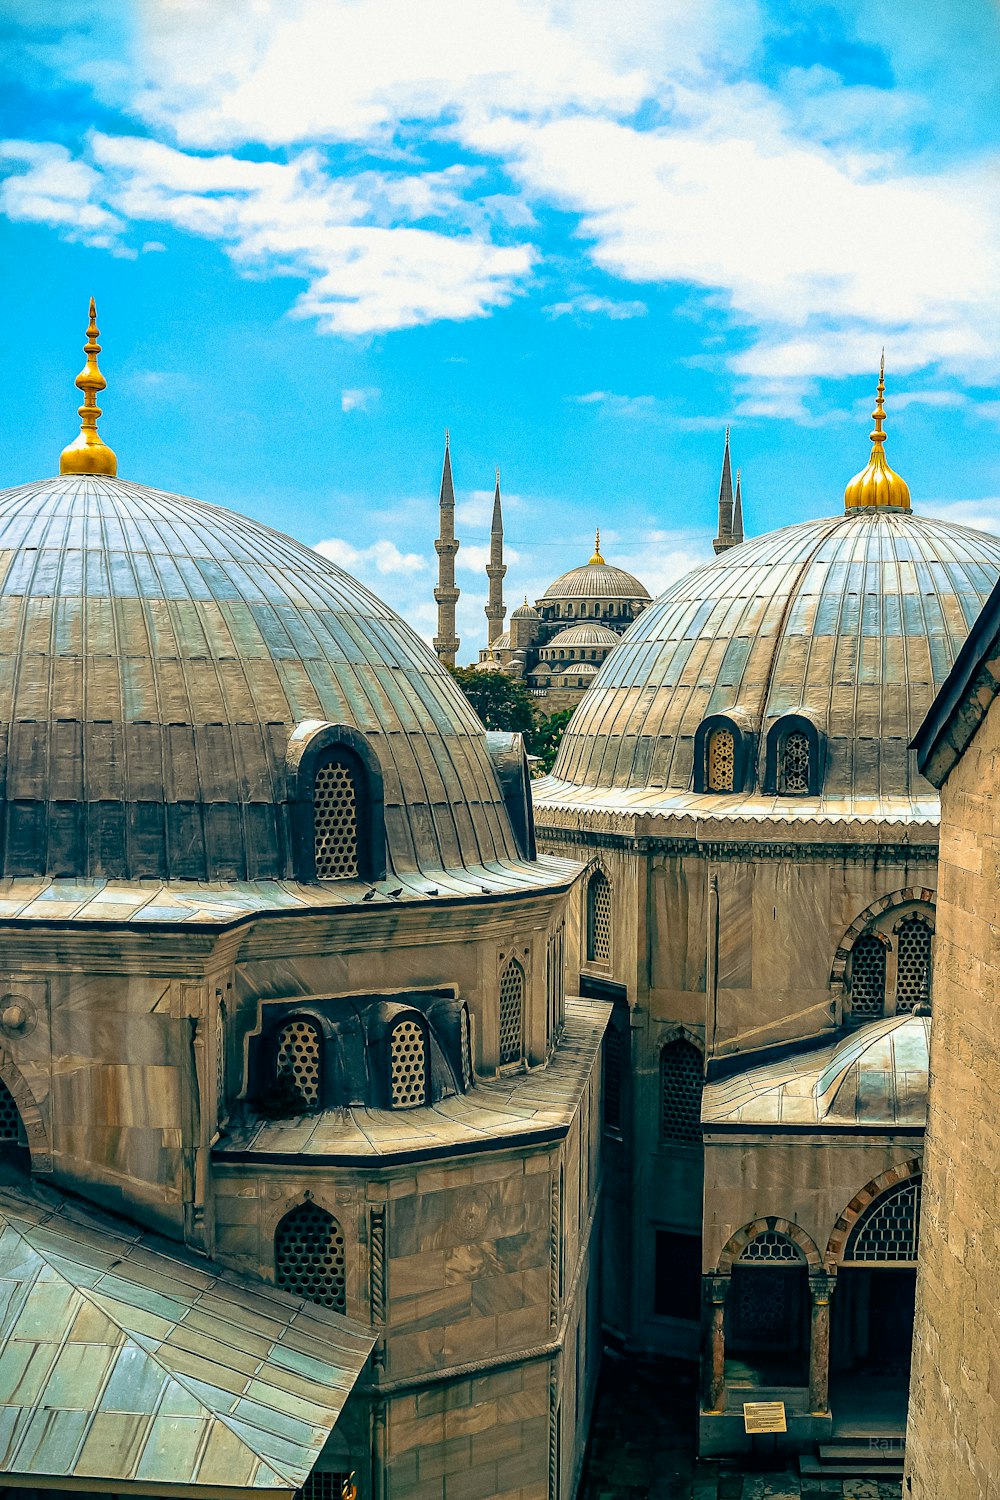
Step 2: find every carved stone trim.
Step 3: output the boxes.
[826,1156,922,1269]
[717,1215,823,1274]
[831,888,936,987]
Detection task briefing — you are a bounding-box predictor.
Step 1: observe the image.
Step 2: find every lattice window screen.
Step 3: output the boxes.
[499,959,524,1065]
[733,1266,797,1341]
[740,1231,803,1263]
[587,872,612,963]
[314,758,360,879]
[460,1007,473,1090]
[390,1019,428,1107]
[0,1081,23,1145]
[895,916,932,1013]
[846,1177,921,1262]
[275,1201,346,1310]
[849,933,887,1021]
[277,1019,322,1108]
[660,1039,703,1145]
[298,1475,352,1500]
[603,1024,623,1133]
[780,730,811,793]
[708,729,735,792]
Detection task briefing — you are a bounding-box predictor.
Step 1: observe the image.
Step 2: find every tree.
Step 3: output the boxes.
[448,665,536,734]
[526,709,574,776]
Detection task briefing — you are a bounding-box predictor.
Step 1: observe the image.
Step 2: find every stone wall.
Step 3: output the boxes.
[906,693,1000,1498]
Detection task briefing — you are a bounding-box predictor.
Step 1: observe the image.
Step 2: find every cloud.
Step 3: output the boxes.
[922,499,1000,537]
[458,543,521,574]
[0,139,125,249]
[314,536,426,575]
[544,294,647,320]
[454,487,525,527]
[571,391,659,418]
[341,387,380,412]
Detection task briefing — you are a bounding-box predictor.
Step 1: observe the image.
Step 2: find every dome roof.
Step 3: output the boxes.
[703,1014,929,1128]
[546,509,1000,811]
[0,475,523,881]
[511,601,539,620]
[544,623,621,649]
[541,560,650,603]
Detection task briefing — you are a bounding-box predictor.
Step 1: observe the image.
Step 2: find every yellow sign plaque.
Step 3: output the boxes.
[743,1401,787,1434]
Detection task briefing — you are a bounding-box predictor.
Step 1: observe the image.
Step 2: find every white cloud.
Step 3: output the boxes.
[455,487,524,527]
[458,543,521,574]
[572,391,659,418]
[921,499,1000,538]
[314,536,426,575]
[544,294,647,320]
[341,387,380,412]
[0,139,125,248]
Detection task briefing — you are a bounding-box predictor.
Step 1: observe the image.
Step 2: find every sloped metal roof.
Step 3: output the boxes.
[0,475,520,882]
[545,509,1000,810]
[0,1179,374,1495]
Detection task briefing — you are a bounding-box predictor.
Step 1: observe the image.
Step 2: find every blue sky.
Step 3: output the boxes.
[3,0,1000,654]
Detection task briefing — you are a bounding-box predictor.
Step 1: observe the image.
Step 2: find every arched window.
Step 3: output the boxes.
[276,1018,323,1109]
[849,932,887,1023]
[275,1201,346,1310]
[390,1017,429,1107]
[460,1006,473,1090]
[313,752,362,879]
[895,915,932,1013]
[586,870,612,963]
[603,1023,623,1134]
[0,1080,25,1151]
[660,1038,703,1145]
[845,1176,922,1263]
[707,728,735,792]
[779,730,811,793]
[739,1232,804,1263]
[499,958,524,1066]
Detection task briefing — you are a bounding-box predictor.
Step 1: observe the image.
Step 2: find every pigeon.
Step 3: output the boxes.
[426,887,439,897]
[362,889,377,901]
[387,887,403,899]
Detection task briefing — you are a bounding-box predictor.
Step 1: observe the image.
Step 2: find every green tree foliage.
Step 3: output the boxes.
[526,709,574,775]
[448,665,535,734]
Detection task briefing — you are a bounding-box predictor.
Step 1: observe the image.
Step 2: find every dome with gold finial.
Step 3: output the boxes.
[844,353,911,511]
[541,530,650,604]
[59,299,117,478]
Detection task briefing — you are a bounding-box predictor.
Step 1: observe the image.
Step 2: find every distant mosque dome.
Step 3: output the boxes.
[544,624,621,650]
[511,600,539,621]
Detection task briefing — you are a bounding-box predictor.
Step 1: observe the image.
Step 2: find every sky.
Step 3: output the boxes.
[3,0,1000,656]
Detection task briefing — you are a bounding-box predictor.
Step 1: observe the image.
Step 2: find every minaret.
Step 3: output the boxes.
[485,467,506,646]
[732,466,744,545]
[433,432,460,666]
[713,427,737,554]
[60,298,117,477]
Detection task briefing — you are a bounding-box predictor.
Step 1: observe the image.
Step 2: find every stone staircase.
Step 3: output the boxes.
[799,1427,905,1487]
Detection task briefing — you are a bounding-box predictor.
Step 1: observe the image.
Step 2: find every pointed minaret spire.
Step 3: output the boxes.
[732,466,744,545]
[433,431,460,666]
[60,297,117,477]
[713,426,737,554]
[485,465,506,646]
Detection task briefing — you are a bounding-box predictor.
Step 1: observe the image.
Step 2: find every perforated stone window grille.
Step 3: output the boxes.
[740,1231,803,1263]
[895,915,932,1013]
[780,730,811,793]
[660,1038,703,1145]
[603,1024,623,1133]
[298,1474,352,1500]
[732,1265,798,1342]
[275,1201,346,1310]
[499,959,524,1066]
[849,933,887,1022]
[708,729,735,792]
[845,1177,921,1262]
[277,1019,322,1109]
[460,1007,473,1091]
[390,1018,428,1107]
[587,871,612,963]
[314,757,360,880]
[0,1081,23,1145]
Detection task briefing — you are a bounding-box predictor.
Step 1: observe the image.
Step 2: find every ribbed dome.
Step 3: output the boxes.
[548,509,1000,808]
[544,624,621,648]
[541,561,650,602]
[0,475,521,880]
[511,602,539,620]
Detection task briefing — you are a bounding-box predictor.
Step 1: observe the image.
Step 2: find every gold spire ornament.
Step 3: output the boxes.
[588,528,605,565]
[844,353,910,511]
[59,298,117,477]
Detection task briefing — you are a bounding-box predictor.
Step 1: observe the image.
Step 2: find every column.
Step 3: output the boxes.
[809,1273,835,1414]
[705,1275,729,1411]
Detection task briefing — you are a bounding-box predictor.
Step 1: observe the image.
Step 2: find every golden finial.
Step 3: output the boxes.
[844,352,910,511]
[588,527,605,565]
[60,298,117,477]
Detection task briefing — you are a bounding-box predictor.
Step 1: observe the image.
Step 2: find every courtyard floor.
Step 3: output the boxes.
[576,1355,902,1500]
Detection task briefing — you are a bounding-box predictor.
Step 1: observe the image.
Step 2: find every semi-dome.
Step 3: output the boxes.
[548,508,1000,810]
[0,471,525,882]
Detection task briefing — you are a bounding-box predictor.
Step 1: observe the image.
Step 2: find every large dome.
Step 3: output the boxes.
[0,475,522,880]
[541,560,650,603]
[547,509,1000,811]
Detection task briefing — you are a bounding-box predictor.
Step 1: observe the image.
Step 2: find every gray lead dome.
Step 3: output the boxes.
[549,509,1000,807]
[0,475,520,880]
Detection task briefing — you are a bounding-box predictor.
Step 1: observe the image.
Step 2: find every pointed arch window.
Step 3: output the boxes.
[660,1038,703,1145]
[499,957,524,1065]
[276,1017,323,1109]
[389,1017,429,1107]
[275,1201,346,1310]
[895,915,932,1013]
[586,869,612,964]
[845,1176,922,1263]
[848,932,888,1023]
[0,1080,25,1150]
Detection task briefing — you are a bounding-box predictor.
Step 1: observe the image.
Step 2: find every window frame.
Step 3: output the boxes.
[498,955,526,1068]
[763,713,824,796]
[692,714,754,795]
[274,1199,347,1311]
[659,1035,704,1148]
[388,1013,431,1109]
[585,866,613,966]
[287,722,386,883]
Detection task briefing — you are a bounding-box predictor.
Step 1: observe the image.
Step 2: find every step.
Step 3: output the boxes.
[831,1427,905,1446]
[819,1444,904,1463]
[800,1456,904,1480]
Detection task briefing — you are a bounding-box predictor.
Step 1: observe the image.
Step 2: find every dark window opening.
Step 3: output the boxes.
[654,1231,702,1320]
